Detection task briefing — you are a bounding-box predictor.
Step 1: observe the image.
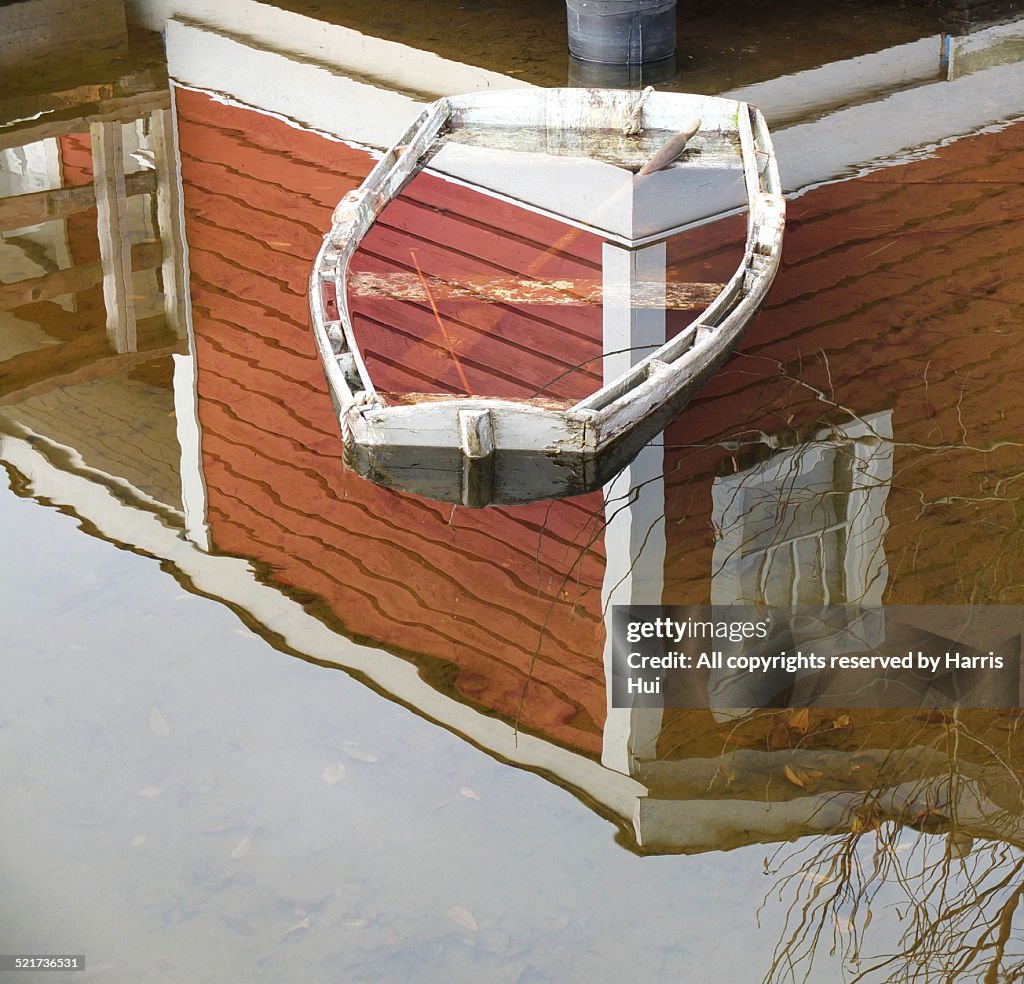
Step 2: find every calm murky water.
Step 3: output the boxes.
[4,2,1024,981]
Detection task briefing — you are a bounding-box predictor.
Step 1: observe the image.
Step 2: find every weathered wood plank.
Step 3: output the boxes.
[90,120,136,353]
[0,313,172,400]
[353,222,604,339]
[0,90,170,153]
[445,124,740,172]
[0,240,161,311]
[0,170,156,231]
[0,342,183,407]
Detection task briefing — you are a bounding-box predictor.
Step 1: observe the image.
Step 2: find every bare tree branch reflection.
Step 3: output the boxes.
[757,708,1024,984]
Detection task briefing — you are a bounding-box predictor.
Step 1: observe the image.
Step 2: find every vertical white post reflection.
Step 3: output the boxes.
[600,241,666,383]
[44,138,74,296]
[151,108,189,340]
[600,241,668,775]
[164,85,207,550]
[90,120,137,353]
[173,351,209,552]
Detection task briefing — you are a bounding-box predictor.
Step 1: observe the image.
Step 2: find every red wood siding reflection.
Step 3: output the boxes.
[662,120,1024,606]
[176,87,607,755]
[350,171,606,400]
[58,132,93,187]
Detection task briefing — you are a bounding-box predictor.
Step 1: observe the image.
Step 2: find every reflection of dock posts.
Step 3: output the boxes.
[600,241,668,774]
[151,107,189,340]
[90,120,137,353]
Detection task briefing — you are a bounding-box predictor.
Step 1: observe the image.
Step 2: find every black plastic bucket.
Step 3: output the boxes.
[566,0,677,65]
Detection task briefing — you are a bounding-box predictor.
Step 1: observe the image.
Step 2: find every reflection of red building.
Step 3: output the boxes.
[176,85,1024,764]
[663,123,1024,608]
[176,88,609,754]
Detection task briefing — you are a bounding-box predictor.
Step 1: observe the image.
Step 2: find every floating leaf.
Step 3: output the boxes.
[342,918,368,930]
[343,748,378,763]
[322,762,347,785]
[832,713,851,729]
[788,708,811,733]
[283,917,310,938]
[229,833,252,859]
[851,810,881,834]
[460,788,480,801]
[447,905,478,932]
[131,835,146,848]
[783,765,805,788]
[137,786,163,798]
[149,707,170,737]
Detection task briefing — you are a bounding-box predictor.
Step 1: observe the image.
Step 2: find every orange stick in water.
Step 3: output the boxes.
[410,249,473,395]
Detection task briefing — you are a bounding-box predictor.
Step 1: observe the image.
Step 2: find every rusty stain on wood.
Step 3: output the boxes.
[348,272,724,309]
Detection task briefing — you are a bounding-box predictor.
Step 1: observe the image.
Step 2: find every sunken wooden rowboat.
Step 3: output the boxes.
[310,88,785,506]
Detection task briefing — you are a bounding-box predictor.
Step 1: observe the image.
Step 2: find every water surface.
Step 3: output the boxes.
[4,2,1024,981]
